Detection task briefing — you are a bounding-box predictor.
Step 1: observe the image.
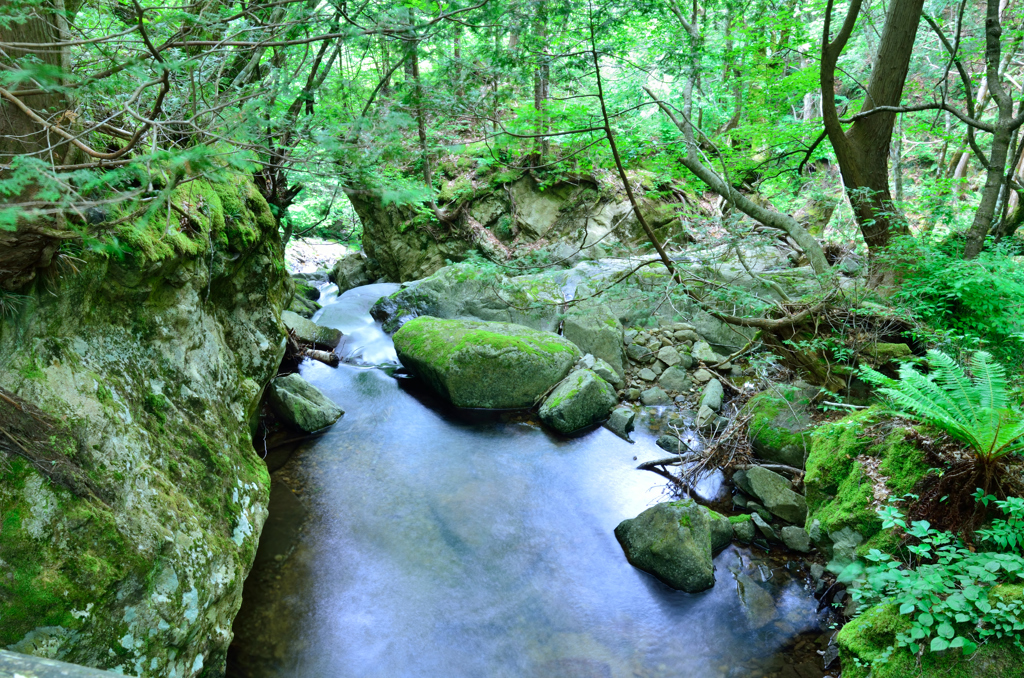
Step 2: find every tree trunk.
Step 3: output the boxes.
[821,0,923,262]
[0,1,75,290]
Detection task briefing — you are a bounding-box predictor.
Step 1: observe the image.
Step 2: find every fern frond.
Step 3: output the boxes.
[862,349,1024,463]
[926,350,980,410]
[970,351,1008,410]
[897,367,975,428]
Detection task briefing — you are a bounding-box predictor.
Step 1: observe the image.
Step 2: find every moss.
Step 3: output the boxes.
[839,604,1024,678]
[728,514,752,524]
[805,409,932,550]
[144,393,171,424]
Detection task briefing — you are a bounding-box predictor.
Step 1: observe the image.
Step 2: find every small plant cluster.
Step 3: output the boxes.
[850,496,1024,665]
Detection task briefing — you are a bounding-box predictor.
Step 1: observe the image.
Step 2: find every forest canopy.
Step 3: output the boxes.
[2,0,1024,286]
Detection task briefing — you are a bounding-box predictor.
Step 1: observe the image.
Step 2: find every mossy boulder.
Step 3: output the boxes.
[805,409,931,554]
[538,369,617,434]
[267,373,344,432]
[614,500,715,592]
[0,173,288,676]
[838,604,1024,678]
[393,317,580,409]
[742,384,815,468]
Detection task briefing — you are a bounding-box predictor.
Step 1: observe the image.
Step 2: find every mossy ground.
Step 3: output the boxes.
[839,604,1024,678]
[805,408,931,553]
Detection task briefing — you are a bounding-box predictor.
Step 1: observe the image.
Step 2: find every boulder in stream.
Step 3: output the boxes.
[538,369,617,434]
[393,317,580,409]
[268,373,345,432]
[330,252,372,293]
[282,310,343,349]
[614,500,715,592]
[605,406,636,441]
[745,466,807,524]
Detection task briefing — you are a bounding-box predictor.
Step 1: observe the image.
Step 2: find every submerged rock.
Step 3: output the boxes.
[393,317,579,409]
[735,573,778,629]
[745,466,807,524]
[538,369,617,434]
[268,373,344,432]
[281,310,343,349]
[614,500,715,592]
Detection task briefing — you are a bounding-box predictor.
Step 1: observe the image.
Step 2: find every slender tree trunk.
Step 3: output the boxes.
[964,0,1020,258]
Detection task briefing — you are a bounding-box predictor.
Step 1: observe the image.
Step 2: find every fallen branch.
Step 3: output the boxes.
[734,461,804,476]
[303,348,340,367]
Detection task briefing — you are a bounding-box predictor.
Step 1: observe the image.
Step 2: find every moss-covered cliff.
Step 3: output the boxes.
[0,175,290,676]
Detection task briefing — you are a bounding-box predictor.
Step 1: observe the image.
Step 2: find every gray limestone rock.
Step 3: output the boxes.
[699,379,724,412]
[781,526,812,553]
[657,345,682,367]
[745,466,807,524]
[658,365,692,392]
[281,310,343,349]
[268,373,345,433]
[605,406,636,440]
[640,387,672,406]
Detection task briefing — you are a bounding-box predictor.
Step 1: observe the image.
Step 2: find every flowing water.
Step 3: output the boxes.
[230,284,833,678]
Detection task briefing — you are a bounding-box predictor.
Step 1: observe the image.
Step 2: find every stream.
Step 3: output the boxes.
[229,283,835,678]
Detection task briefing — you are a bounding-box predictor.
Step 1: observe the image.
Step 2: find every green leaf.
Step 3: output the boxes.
[937,622,955,639]
[900,603,916,615]
[931,637,950,652]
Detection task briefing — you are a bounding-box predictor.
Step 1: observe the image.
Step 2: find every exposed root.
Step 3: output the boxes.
[0,387,109,503]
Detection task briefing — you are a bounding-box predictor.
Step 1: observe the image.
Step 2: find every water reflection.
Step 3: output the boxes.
[230,284,828,678]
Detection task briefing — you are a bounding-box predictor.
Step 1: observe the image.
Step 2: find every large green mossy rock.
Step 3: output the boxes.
[614,500,715,592]
[393,317,580,409]
[0,174,288,676]
[838,604,1024,678]
[267,374,344,432]
[538,368,617,434]
[742,385,815,468]
[805,409,931,554]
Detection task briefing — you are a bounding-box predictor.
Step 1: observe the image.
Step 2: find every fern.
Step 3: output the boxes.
[861,350,1024,463]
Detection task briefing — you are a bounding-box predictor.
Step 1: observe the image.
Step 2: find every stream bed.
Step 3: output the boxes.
[229,284,835,678]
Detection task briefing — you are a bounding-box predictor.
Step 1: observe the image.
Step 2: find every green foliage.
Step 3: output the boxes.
[885,237,1024,364]
[849,500,1024,667]
[861,350,1024,464]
